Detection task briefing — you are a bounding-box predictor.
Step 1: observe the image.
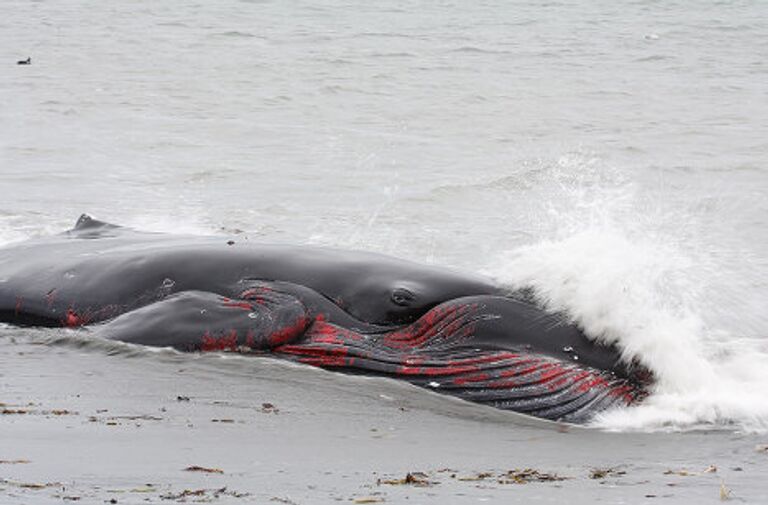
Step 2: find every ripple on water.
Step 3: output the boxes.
[212,30,262,38]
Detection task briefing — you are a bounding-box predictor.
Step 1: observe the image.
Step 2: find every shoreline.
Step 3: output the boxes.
[2,332,766,503]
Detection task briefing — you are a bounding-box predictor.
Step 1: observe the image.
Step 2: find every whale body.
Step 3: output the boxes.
[0,215,649,422]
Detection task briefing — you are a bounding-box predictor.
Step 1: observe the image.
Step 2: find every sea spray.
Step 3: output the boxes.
[483,150,768,431]
[490,197,768,431]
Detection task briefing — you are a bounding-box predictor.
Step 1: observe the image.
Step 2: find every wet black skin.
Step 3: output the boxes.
[0,215,634,379]
[0,215,501,327]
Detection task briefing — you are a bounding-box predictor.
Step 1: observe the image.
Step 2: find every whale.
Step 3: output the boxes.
[0,215,650,422]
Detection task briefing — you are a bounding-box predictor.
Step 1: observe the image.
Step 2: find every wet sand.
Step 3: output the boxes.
[2,328,766,504]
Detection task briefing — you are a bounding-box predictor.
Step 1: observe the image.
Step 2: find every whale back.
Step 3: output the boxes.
[0,215,501,328]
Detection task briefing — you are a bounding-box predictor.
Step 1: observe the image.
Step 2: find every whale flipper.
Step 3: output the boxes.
[95,289,310,352]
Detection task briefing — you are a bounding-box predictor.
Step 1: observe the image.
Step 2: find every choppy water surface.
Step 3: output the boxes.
[1,1,766,431]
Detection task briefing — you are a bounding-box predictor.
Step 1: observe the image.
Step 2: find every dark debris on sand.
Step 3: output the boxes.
[377,468,568,488]
[590,467,627,479]
[161,487,249,501]
[378,472,434,487]
[184,465,224,474]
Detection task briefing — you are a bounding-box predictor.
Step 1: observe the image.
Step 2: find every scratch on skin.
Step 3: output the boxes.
[44,289,57,307]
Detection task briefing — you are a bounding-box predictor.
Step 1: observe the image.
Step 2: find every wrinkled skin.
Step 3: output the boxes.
[0,215,650,422]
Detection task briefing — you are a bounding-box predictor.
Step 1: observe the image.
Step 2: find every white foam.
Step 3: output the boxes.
[493,229,768,432]
[123,213,214,236]
[0,214,65,246]
[487,154,768,432]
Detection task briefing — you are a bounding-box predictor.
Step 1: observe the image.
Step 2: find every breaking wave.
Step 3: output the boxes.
[489,153,768,432]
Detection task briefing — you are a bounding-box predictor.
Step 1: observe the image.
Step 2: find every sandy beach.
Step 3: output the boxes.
[2,329,766,504]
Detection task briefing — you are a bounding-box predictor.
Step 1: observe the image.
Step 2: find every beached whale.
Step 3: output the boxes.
[0,215,649,422]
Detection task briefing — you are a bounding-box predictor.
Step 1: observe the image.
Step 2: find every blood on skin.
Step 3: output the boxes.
[239,287,273,305]
[412,354,514,375]
[548,373,578,391]
[565,370,592,386]
[607,384,638,404]
[446,352,520,367]
[383,303,478,349]
[276,344,352,367]
[396,363,483,376]
[533,364,572,391]
[521,362,559,379]
[497,359,543,378]
[452,373,491,386]
[576,374,610,393]
[200,329,239,351]
[304,318,363,344]
[299,355,351,367]
[221,299,252,311]
[240,286,272,296]
[245,329,256,348]
[64,308,87,327]
[267,316,308,346]
[488,379,519,389]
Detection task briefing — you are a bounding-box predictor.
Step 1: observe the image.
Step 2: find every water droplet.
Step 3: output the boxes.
[563,346,573,353]
[428,381,441,388]
[248,312,259,319]
[64,271,76,279]
[161,278,175,289]
[572,355,579,361]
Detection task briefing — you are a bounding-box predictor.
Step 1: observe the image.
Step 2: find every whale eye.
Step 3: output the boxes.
[391,288,416,307]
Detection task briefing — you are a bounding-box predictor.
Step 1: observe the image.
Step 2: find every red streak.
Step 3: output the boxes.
[244,330,256,348]
[267,316,308,346]
[200,330,238,351]
[607,384,636,404]
[447,352,520,367]
[577,375,610,393]
[452,373,491,386]
[222,300,252,311]
[64,309,84,327]
[396,363,481,376]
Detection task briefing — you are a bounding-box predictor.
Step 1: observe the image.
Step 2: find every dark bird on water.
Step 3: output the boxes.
[17,57,31,65]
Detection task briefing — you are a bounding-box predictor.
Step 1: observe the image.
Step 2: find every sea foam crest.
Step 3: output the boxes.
[490,152,768,432]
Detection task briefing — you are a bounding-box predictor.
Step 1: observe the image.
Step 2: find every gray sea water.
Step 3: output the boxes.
[1,1,767,431]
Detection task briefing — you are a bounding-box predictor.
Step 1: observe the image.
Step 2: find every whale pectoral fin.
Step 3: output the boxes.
[94,290,310,352]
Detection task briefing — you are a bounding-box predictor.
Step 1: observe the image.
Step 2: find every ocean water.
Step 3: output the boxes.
[1,0,766,432]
